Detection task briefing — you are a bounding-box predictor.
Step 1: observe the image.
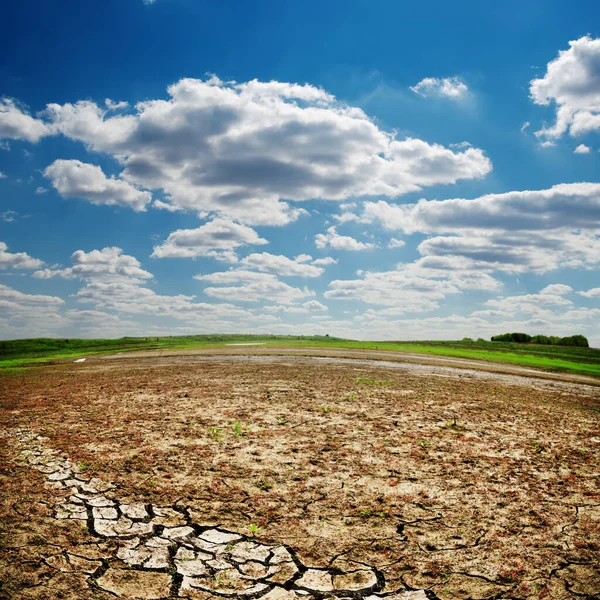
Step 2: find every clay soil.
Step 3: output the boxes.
[1,352,600,600]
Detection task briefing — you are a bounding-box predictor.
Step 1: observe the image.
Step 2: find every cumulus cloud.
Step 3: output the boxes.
[0,284,63,307]
[33,247,153,283]
[9,77,490,226]
[484,288,574,315]
[410,77,469,99]
[74,280,252,319]
[0,241,44,270]
[578,287,600,298]
[388,238,406,248]
[151,218,267,261]
[531,36,600,139]
[44,159,152,211]
[265,300,328,314]
[315,226,375,251]
[312,256,338,266]
[0,98,49,142]
[325,270,460,309]
[195,269,315,304]
[360,182,600,273]
[574,143,591,154]
[240,252,324,277]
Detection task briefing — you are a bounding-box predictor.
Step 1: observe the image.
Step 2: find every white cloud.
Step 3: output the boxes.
[388,238,406,248]
[521,122,530,133]
[35,186,48,194]
[0,98,49,142]
[11,77,490,226]
[312,256,338,266]
[0,171,6,179]
[0,241,44,270]
[578,287,600,298]
[294,254,312,263]
[531,36,600,139]
[360,183,600,273]
[265,300,328,314]
[33,247,153,283]
[240,252,324,277]
[0,283,63,306]
[44,159,151,211]
[315,226,375,251]
[410,77,469,99]
[75,280,252,321]
[195,269,315,304]
[151,218,267,260]
[484,289,574,315]
[574,143,591,154]
[325,269,459,309]
[0,211,17,223]
[105,99,129,111]
[540,283,573,295]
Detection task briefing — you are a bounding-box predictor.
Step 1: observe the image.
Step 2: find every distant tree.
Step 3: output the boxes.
[491,333,512,342]
[511,332,532,343]
[559,334,589,347]
[494,333,589,347]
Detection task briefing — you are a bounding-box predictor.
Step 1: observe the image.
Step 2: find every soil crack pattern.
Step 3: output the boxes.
[15,429,433,600]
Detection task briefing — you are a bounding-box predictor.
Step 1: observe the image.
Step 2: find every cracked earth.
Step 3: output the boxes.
[1,352,599,599]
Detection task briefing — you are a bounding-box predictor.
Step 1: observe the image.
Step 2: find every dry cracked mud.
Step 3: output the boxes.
[1,352,599,600]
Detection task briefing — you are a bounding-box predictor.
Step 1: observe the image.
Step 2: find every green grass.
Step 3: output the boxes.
[1,335,600,378]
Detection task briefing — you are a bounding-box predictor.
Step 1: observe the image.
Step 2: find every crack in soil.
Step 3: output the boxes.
[15,428,429,600]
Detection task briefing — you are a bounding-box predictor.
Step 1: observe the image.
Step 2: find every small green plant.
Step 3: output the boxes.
[419,440,430,448]
[248,523,261,536]
[276,416,287,424]
[78,460,89,471]
[209,426,223,442]
[319,405,332,413]
[231,421,246,436]
[256,480,273,492]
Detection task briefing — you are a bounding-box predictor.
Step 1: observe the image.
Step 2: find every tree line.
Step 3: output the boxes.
[490,333,589,347]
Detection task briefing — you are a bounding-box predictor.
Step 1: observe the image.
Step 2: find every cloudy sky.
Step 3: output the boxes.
[1,0,600,343]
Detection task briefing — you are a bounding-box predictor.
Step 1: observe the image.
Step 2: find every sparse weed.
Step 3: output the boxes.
[209,426,223,442]
[248,523,261,536]
[231,421,246,436]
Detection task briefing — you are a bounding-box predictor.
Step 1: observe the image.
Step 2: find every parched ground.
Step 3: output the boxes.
[1,352,599,600]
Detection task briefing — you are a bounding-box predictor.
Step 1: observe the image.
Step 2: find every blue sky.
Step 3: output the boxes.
[1,0,600,342]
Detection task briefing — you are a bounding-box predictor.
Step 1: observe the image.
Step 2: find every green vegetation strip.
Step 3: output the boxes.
[2,335,600,378]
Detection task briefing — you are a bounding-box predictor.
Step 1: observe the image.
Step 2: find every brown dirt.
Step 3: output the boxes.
[1,352,600,599]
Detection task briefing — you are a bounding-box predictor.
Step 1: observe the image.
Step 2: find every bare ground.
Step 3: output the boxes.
[1,351,599,600]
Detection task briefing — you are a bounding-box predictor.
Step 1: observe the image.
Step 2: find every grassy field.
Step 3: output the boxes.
[2,334,600,378]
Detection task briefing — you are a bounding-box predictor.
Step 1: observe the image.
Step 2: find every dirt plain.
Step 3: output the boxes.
[1,349,599,600]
